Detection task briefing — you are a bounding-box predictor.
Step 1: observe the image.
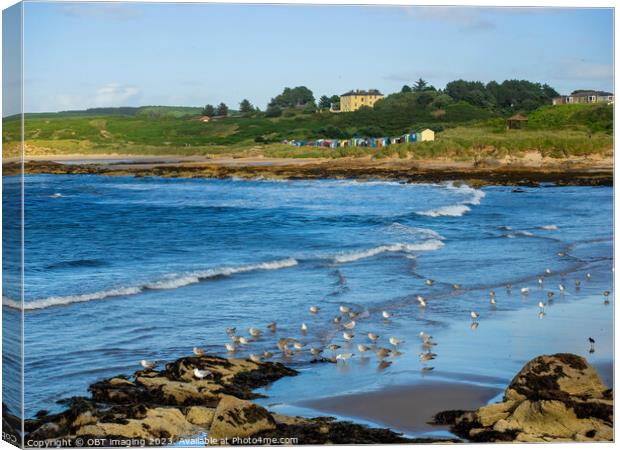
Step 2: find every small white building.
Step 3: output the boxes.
[418,129,435,142]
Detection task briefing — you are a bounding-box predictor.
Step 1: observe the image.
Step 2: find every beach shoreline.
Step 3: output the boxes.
[3,154,613,186]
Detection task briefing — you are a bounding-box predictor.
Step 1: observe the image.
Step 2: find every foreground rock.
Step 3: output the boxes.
[432,353,613,442]
[23,354,434,445]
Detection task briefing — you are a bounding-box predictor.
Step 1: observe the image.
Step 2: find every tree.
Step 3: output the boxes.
[216,102,229,116]
[401,85,412,93]
[239,99,254,114]
[318,95,331,109]
[202,104,216,117]
[265,105,282,118]
[413,78,428,92]
[269,86,315,108]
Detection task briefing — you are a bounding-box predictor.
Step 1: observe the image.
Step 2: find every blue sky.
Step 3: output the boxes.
[11,3,616,113]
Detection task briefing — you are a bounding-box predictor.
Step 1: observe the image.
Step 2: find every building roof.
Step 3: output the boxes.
[568,91,613,97]
[341,89,383,97]
[507,114,528,121]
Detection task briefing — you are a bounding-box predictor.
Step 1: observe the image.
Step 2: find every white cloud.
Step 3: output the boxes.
[93,83,141,106]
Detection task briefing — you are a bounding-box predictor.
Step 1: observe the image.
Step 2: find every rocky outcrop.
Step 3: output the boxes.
[23,354,430,445]
[5,159,613,187]
[433,353,613,442]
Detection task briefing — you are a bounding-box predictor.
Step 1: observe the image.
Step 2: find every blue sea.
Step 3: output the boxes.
[2,174,614,435]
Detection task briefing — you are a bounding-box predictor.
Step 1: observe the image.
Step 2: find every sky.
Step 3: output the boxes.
[3,2,615,114]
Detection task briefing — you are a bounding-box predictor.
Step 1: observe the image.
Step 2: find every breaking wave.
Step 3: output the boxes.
[416,182,485,217]
[6,258,299,311]
[541,225,559,230]
[386,223,445,240]
[333,240,444,263]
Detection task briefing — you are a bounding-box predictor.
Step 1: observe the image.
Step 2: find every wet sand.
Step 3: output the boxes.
[299,382,501,434]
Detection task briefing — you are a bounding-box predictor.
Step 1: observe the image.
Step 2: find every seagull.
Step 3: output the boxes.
[333,316,342,324]
[225,343,236,353]
[309,305,320,314]
[375,348,391,360]
[267,322,277,332]
[339,305,351,314]
[545,268,552,275]
[277,338,290,352]
[538,277,544,286]
[575,280,581,289]
[490,297,497,305]
[520,287,529,295]
[328,343,341,353]
[419,331,432,341]
[226,327,237,336]
[293,342,305,351]
[309,347,323,357]
[557,252,566,257]
[336,353,354,362]
[547,291,555,300]
[367,332,380,343]
[140,360,156,370]
[419,351,436,361]
[425,279,434,286]
[263,351,273,359]
[489,290,496,298]
[389,337,403,347]
[343,331,355,341]
[357,344,370,354]
[249,327,262,338]
[559,284,565,293]
[586,273,592,280]
[230,335,241,343]
[417,297,427,308]
[344,320,356,330]
[301,322,308,333]
[452,283,461,289]
[588,337,596,353]
[378,360,392,370]
[382,311,392,319]
[192,347,205,356]
[470,311,480,322]
[538,301,546,312]
[249,354,262,364]
[193,368,211,379]
[239,337,250,345]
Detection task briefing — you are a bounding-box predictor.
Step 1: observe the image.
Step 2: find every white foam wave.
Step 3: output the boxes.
[386,223,445,240]
[541,225,559,230]
[416,182,484,217]
[516,230,534,236]
[417,204,471,217]
[10,258,299,311]
[333,240,444,263]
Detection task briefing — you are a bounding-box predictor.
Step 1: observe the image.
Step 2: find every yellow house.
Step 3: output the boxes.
[418,129,435,142]
[339,89,384,112]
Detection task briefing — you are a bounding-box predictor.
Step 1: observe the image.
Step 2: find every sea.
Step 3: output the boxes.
[2,174,614,436]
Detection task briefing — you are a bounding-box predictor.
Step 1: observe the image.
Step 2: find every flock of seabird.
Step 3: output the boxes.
[139,268,611,379]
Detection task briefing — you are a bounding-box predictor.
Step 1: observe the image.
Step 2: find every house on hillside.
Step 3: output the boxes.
[339,89,384,112]
[552,91,614,105]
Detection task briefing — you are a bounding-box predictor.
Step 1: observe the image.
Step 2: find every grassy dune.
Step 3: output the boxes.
[2,104,612,160]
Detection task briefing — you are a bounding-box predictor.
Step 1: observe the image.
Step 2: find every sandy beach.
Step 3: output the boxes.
[299,382,501,434]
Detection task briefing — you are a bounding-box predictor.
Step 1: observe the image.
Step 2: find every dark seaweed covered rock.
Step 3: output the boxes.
[432,354,613,442]
[24,353,451,445]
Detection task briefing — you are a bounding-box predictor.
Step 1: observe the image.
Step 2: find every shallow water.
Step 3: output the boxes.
[1,175,613,429]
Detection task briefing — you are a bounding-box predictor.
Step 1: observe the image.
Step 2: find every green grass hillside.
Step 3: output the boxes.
[2,103,613,159]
